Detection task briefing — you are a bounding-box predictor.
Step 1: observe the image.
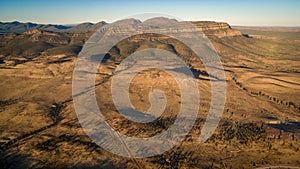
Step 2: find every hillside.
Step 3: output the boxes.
[0,21,72,34]
[0,29,94,65]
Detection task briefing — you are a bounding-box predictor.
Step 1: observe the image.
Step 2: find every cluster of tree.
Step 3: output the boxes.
[211,121,265,144]
[1,102,65,151]
[0,99,18,108]
[153,146,193,169]
[36,134,100,152]
[0,123,56,150]
[231,74,299,111]
[48,102,64,123]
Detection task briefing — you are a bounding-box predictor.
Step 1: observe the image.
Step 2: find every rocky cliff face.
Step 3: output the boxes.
[192,21,230,30]
[192,21,242,38]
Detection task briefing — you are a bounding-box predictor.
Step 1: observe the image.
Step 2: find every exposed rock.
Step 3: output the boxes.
[192,21,230,30]
[192,21,242,38]
[23,29,44,35]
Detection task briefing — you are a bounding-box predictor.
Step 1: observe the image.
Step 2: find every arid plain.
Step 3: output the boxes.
[0,20,299,168]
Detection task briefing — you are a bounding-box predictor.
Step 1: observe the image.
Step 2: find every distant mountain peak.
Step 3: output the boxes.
[11,21,20,24]
[112,18,141,26]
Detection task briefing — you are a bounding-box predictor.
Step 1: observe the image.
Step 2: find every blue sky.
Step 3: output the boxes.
[0,0,299,26]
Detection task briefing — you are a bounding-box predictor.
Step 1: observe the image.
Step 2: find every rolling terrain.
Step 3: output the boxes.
[0,19,299,168]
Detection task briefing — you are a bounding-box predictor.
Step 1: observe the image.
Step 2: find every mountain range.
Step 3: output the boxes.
[0,21,107,34]
[0,19,243,58]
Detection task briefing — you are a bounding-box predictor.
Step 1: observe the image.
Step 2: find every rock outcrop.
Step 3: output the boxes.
[192,21,242,38]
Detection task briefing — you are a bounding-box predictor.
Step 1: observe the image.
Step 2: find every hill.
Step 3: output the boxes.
[0,29,93,61]
[0,21,107,34]
[0,20,243,63]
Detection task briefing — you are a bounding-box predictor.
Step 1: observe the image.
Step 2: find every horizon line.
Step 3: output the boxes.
[1,20,300,28]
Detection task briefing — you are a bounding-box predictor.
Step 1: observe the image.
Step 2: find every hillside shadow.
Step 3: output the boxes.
[47,58,72,64]
[0,150,31,169]
[242,34,252,38]
[118,108,157,123]
[268,122,300,132]
[74,161,124,169]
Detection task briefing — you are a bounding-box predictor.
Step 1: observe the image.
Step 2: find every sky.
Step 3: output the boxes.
[0,0,300,26]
